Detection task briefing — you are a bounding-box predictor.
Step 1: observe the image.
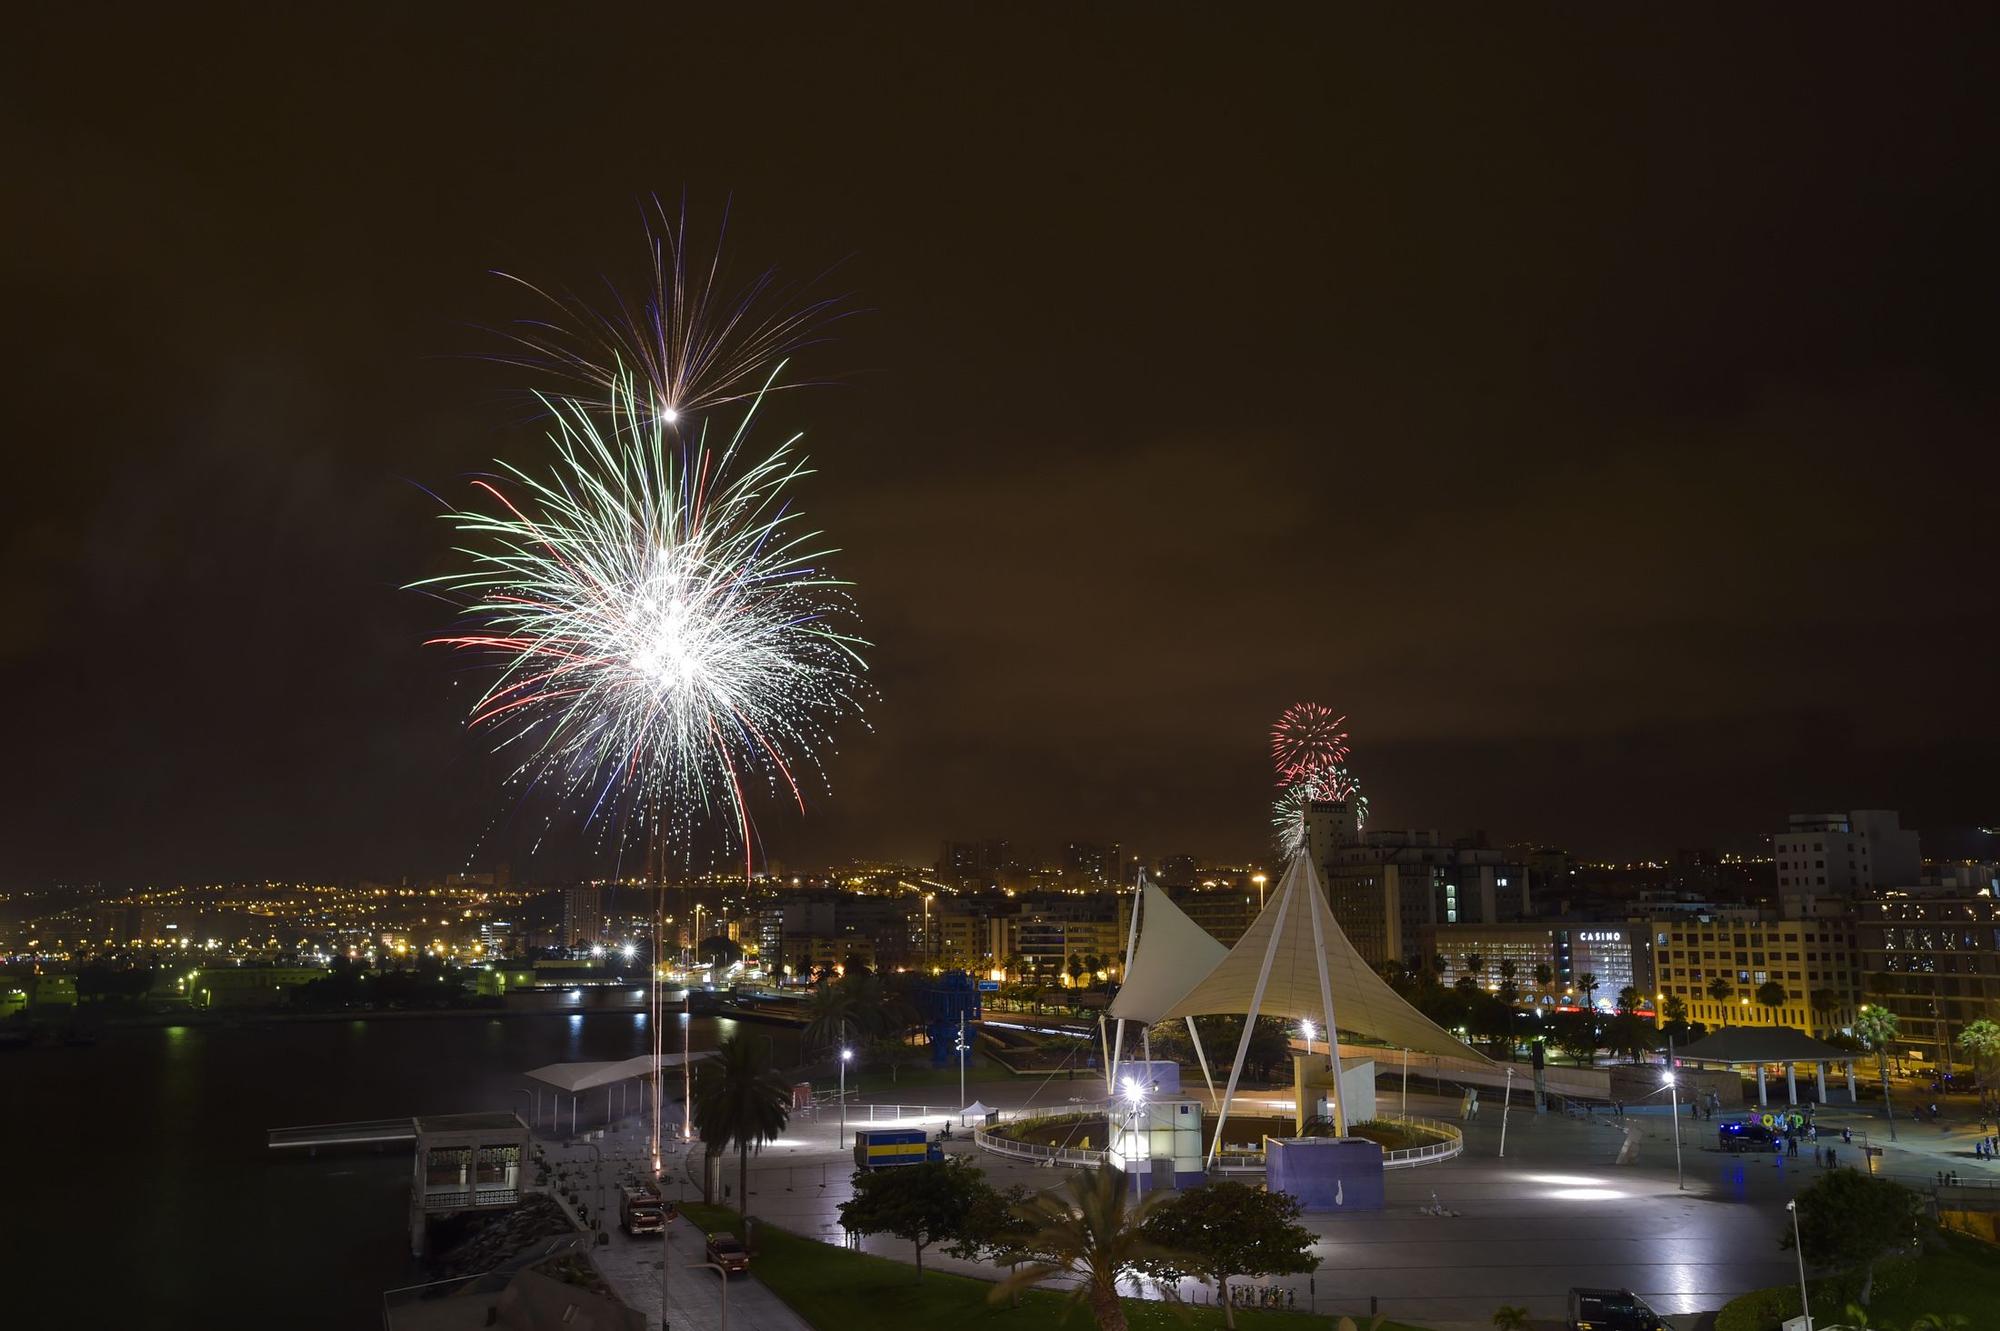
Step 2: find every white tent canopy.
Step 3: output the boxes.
[524,1051,713,1095]
[1107,883,1227,1024]
[1160,855,1485,1063]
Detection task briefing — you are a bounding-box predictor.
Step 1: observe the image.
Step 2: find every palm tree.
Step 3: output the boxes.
[1576,972,1599,1013]
[1004,951,1026,982]
[1706,975,1735,1008]
[1615,985,1640,1015]
[1756,980,1789,1013]
[690,1033,793,1221]
[1956,1018,2000,1092]
[1463,953,1484,985]
[1809,987,1842,1031]
[802,980,864,1055]
[1532,962,1554,1006]
[990,1163,1175,1331]
[1854,1005,1901,1141]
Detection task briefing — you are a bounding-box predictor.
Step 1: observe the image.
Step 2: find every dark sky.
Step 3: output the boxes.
[6,7,2000,885]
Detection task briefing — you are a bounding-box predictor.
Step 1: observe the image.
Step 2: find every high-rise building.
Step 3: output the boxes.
[1322,829,1530,966]
[1647,912,1860,1037]
[1774,810,1921,896]
[1417,921,1652,1009]
[1852,895,2000,1069]
[561,885,604,950]
[1063,840,1122,885]
[939,839,1011,885]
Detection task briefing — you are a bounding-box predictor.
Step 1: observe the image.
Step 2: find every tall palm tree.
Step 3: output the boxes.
[991,1163,1176,1331]
[690,1033,793,1221]
[1854,1005,1900,1142]
[1532,962,1554,1006]
[802,980,864,1055]
[1707,975,1735,1008]
[1463,953,1484,985]
[1958,1018,2000,1092]
[1576,972,1599,1013]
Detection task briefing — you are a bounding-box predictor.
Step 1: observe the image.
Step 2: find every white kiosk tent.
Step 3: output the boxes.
[1112,853,1487,1165]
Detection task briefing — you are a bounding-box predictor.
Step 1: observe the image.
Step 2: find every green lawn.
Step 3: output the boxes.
[1715,1232,2000,1331]
[681,1202,1431,1331]
[811,1054,1020,1096]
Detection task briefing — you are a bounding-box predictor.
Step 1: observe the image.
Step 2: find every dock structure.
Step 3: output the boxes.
[267,1118,418,1152]
[269,1112,530,1255]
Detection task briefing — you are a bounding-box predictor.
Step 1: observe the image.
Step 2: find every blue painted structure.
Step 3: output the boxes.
[919,970,982,1067]
[1265,1136,1386,1211]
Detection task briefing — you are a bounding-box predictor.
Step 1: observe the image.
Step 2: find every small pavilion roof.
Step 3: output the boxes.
[1674,1026,1857,1065]
[524,1051,713,1094]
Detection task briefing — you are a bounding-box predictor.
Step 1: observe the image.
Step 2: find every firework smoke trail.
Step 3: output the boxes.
[1271,701,1350,787]
[419,369,868,858]
[492,196,851,425]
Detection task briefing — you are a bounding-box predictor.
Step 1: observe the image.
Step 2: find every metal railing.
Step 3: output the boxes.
[1379,1115,1464,1168]
[972,1124,1105,1167]
[810,1098,1005,1124]
[973,1111,1463,1172]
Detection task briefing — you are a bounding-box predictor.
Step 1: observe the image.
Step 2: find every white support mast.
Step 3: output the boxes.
[1206,871,1293,1166]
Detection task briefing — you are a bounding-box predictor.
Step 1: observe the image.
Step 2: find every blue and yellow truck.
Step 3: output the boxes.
[852,1127,944,1170]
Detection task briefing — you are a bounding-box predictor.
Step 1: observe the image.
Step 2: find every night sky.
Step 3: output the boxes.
[6,8,1999,885]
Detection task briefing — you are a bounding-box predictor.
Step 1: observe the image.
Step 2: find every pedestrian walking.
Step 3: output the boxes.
[1789,1136,1800,1158]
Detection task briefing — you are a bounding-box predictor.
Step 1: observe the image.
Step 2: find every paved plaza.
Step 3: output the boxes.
[529,1066,1996,1331]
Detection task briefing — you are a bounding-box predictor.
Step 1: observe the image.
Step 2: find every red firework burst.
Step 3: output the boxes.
[1271,702,1350,786]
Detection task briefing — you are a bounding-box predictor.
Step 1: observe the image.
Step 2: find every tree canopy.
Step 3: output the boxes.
[1785,1169,1924,1306]
[1135,1182,1319,1329]
[839,1157,995,1278]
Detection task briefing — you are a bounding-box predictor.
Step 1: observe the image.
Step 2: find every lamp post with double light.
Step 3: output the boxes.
[1787,1198,1812,1330]
[1664,1068,1683,1189]
[839,1047,852,1150]
[1122,1077,1147,1201]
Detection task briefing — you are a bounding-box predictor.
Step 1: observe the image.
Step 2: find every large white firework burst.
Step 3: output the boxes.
[420,369,868,860]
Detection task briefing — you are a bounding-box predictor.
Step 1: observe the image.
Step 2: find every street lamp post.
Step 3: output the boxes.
[1122,1078,1147,1201]
[1253,873,1267,911]
[1498,1065,1514,1157]
[691,1261,729,1331]
[1787,1199,1813,1330]
[839,1047,852,1150]
[956,1012,968,1114]
[1664,1069,1683,1190]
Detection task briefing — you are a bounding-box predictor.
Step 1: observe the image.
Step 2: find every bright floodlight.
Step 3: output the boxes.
[1123,1077,1145,1106]
[1300,1019,1315,1041]
[621,942,636,961]
[590,944,604,958]
[840,1048,852,1062]
[1662,1070,1675,1085]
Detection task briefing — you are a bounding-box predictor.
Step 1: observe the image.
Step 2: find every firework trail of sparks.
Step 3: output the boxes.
[416,368,868,864]
[491,195,853,426]
[1271,701,1350,787]
[1271,761,1370,857]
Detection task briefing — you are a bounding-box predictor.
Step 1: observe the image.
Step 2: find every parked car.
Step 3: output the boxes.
[1717,1119,1777,1152]
[1568,1287,1667,1331]
[705,1232,750,1274]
